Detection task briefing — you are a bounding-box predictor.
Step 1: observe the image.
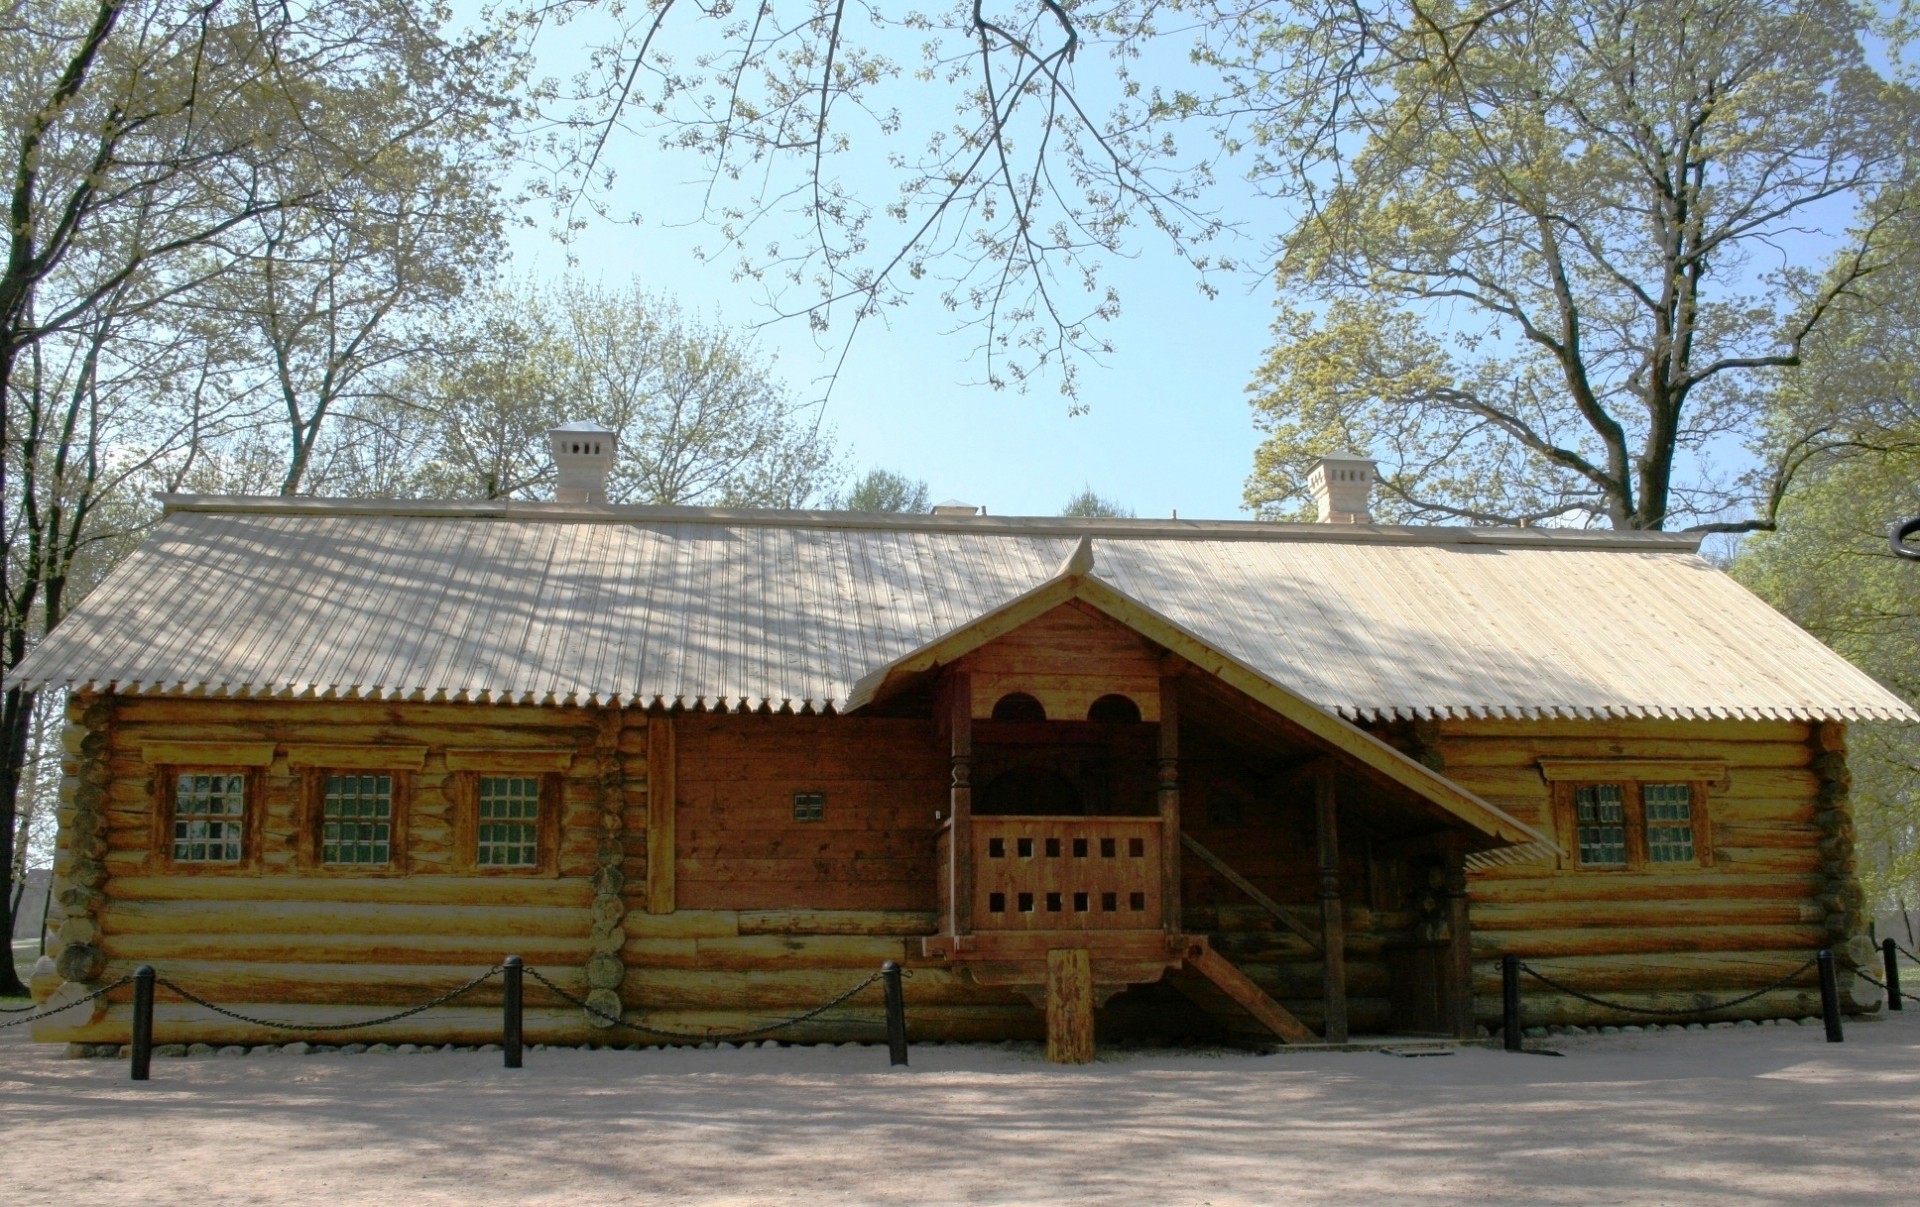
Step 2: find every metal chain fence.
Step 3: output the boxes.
[0,976,134,1029]
[152,967,505,1033]
[523,964,890,1043]
[1517,956,1820,1018]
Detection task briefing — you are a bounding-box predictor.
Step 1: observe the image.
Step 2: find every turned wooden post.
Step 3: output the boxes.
[949,672,974,937]
[1157,675,1182,936]
[1445,852,1474,1040]
[1046,948,1096,1064]
[1315,774,1348,1044]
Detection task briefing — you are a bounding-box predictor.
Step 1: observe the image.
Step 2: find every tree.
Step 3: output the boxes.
[1231,0,1918,530]
[401,278,844,507]
[1060,487,1134,518]
[836,469,930,513]
[0,0,516,994]
[509,0,1226,398]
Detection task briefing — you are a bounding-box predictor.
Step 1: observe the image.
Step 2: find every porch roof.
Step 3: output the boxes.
[9,495,1912,726]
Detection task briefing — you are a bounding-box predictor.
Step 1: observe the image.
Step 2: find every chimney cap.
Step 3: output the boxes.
[549,419,615,434]
[930,500,981,516]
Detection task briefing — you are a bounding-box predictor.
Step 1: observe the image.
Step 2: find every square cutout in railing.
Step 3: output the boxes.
[1017,837,1034,858]
[1129,892,1146,911]
[1074,892,1089,912]
[989,892,1006,913]
[1129,837,1146,857]
[988,837,1005,858]
[1018,892,1035,912]
[1073,838,1088,857]
[1046,837,1062,857]
[1101,838,1117,857]
[1102,892,1118,911]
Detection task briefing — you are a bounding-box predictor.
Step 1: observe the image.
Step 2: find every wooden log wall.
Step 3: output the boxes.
[1416,716,1870,1026]
[33,694,1868,1046]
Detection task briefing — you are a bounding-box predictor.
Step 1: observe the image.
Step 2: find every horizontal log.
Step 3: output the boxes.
[102,898,591,938]
[677,857,936,883]
[680,829,941,860]
[1472,924,1827,959]
[621,910,742,939]
[103,874,594,907]
[1712,822,1821,849]
[1467,872,1821,905]
[101,934,593,964]
[1440,739,1810,769]
[1473,898,1822,931]
[1710,847,1822,874]
[622,934,911,971]
[100,959,573,1006]
[618,966,1017,1008]
[736,910,938,936]
[1471,950,1825,994]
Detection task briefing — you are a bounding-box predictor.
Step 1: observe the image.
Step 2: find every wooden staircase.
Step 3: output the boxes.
[1172,937,1316,1044]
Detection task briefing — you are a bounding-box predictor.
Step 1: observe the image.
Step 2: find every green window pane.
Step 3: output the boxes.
[477,776,539,867]
[322,774,392,865]
[174,772,245,862]
[1644,783,1696,863]
[1574,783,1627,866]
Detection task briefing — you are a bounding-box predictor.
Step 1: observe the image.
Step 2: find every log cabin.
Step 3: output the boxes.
[13,434,1914,1061]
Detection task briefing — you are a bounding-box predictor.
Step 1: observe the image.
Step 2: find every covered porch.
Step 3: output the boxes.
[849,549,1550,1061]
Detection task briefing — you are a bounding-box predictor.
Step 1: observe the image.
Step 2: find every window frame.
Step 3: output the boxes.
[1552,780,1714,872]
[303,768,411,874]
[152,765,261,873]
[453,770,561,876]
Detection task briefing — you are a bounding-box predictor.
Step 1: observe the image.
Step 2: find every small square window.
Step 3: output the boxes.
[322,774,393,866]
[1574,784,1627,867]
[793,791,826,822]
[173,772,245,863]
[477,776,540,867]
[1644,784,1696,863]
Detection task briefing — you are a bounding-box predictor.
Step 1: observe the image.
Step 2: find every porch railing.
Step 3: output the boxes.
[941,815,1163,933]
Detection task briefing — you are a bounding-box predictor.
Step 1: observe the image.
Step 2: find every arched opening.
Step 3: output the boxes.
[1086,693,1142,724]
[990,692,1047,723]
[977,765,1085,816]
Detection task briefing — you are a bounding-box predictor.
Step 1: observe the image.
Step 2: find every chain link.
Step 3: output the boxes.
[523,964,888,1042]
[153,967,503,1033]
[1518,957,1819,1018]
[0,977,134,1030]
[1851,966,1920,1007]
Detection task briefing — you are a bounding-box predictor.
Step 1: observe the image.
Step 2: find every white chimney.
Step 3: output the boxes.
[1306,453,1377,524]
[548,421,616,504]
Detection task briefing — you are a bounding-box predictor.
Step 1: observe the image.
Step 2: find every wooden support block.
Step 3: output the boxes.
[1045,948,1096,1064]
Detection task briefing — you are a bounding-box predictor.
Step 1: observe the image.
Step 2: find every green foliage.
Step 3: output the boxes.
[387,277,843,508]
[836,469,931,514]
[1232,0,1919,530]
[1059,488,1135,519]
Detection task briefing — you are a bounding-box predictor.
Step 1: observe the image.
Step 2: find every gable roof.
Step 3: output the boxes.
[9,495,1913,725]
[848,557,1550,848]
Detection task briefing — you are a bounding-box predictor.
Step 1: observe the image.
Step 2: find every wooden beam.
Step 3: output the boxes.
[1184,942,1316,1044]
[1158,675,1181,935]
[1315,774,1348,1045]
[646,715,676,915]
[1179,832,1323,952]
[1045,948,1096,1064]
[1445,850,1474,1039]
[948,671,974,937]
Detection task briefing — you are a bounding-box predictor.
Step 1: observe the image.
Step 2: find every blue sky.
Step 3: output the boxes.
[499,17,1283,520]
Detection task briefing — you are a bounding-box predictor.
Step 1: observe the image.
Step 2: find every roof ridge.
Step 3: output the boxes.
[154,494,1704,552]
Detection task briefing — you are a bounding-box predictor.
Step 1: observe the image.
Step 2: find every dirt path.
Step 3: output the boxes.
[4,1012,1914,1205]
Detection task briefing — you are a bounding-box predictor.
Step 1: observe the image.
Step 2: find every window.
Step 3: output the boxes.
[173,772,246,863]
[477,776,541,867]
[1559,780,1709,870]
[793,791,826,822]
[321,773,393,865]
[1573,784,1627,867]
[1643,783,1696,864]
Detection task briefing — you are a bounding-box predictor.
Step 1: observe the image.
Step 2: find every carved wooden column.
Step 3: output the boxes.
[1445,850,1475,1040]
[948,672,974,937]
[1315,774,1348,1044]
[1157,675,1182,935]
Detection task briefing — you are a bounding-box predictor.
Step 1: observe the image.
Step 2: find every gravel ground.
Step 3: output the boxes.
[3,1009,1915,1205]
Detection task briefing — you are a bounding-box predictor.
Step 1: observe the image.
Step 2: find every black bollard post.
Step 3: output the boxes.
[1885,939,1904,1012]
[503,956,524,1069]
[130,965,156,1082]
[1817,949,1844,1043]
[1502,954,1522,1052]
[882,961,908,1068]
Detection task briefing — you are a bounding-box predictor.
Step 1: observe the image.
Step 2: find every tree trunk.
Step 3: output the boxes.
[0,684,34,996]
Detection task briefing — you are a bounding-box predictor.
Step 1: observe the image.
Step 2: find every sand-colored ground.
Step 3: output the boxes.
[3,1010,1915,1205]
